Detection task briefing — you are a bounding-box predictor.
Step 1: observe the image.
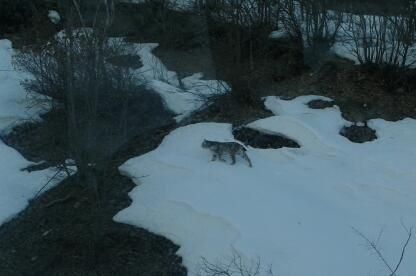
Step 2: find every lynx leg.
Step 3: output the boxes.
[211,153,217,161]
[231,153,236,165]
[242,152,252,167]
[218,151,226,162]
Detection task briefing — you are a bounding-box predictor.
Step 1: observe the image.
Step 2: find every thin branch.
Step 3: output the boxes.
[33,167,66,199]
[352,227,395,275]
[391,225,413,276]
[353,225,414,276]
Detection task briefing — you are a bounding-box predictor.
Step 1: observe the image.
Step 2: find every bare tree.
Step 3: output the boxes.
[279,0,342,49]
[203,0,282,104]
[15,0,138,192]
[198,248,274,276]
[344,3,416,68]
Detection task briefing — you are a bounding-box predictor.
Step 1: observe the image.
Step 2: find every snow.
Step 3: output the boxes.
[269,29,289,39]
[134,43,180,86]
[132,43,229,121]
[0,40,48,135]
[115,95,416,276]
[0,40,67,226]
[48,10,61,24]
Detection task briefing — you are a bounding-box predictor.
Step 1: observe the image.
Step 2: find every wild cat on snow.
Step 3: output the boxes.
[201,139,252,167]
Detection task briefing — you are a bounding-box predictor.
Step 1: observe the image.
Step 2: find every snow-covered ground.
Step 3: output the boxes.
[115,95,416,276]
[0,32,227,226]
[0,40,67,226]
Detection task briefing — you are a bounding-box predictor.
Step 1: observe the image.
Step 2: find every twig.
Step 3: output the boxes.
[44,193,74,208]
[352,225,414,276]
[33,167,65,199]
[392,224,413,276]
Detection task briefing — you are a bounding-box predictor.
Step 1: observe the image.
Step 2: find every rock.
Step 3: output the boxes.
[233,127,300,149]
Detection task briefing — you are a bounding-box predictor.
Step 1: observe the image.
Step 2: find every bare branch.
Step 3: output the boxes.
[352,225,414,276]
[198,248,273,276]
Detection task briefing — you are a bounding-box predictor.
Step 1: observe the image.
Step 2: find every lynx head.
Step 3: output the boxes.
[201,139,213,148]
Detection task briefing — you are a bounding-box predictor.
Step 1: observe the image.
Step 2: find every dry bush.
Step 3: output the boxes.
[198,249,274,276]
[279,0,343,49]
[344,2,416,68]
[205,0,284,104]
[15,1,139,188]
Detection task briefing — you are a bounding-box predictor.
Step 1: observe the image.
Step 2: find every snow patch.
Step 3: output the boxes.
[116,95,416,276]
[48,10,61,24]
[269,29,289,39]
[132,43,229,121]
[0,40,48,135]
[0,39,68,226]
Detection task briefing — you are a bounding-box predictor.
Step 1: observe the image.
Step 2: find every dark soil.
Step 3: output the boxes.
[111,2,207,50]
[1,86,175,167]
[0,173,186,276]
[233,127,300,149]
[317,60,416,122]
[262,57,416,123]
[0,120,185,275]
[179,94,273,127]
[1,109,68,165]
[340,125,377,143]
[0,83,181,275]
[153,46,217,80]
[106,55,143,69]
[307,99,335,109]
[0,0,59,49]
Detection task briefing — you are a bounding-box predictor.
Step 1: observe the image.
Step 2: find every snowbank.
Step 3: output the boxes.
[116,95,416,276]
[0,40,66,226]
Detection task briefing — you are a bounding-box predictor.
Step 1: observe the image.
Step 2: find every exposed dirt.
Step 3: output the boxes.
[314,60,416,122]
[261,57,416,123]
[0,82,181,275]
[0,172,186,276]
[0,119,185,276]
[1,109,68,165]
[153,46,217,80]
[179,94,274,127]
[307,99,336,109]
[111,2,207,50]
[233,127,300,149]
[340,124,378,143]
[107,54,143,69]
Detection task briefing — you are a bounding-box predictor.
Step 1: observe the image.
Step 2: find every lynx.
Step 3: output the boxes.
[201,139,252,167]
